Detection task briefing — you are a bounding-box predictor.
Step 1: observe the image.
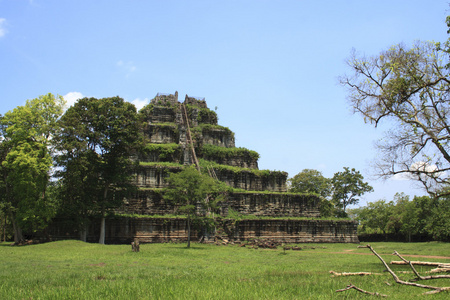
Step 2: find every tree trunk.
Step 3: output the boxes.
[2,217,5,242]
[9,210,23,244]
[99,185,109,244]
[1,214,5,242]
[99,213,106,244]
[187,216,191,248]
[80,223,87,242]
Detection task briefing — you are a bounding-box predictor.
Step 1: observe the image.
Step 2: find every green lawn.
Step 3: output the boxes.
[0,241,449,299]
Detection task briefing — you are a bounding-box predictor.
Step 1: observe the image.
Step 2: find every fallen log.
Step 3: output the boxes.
[329,271,382,277]
[336,284,387,297]
[392,251,450,281]
[390,261,450,268]
[363,244,450,295]
[428,268,450,274]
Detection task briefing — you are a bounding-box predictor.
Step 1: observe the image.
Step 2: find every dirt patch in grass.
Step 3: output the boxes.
[89,262,106,267]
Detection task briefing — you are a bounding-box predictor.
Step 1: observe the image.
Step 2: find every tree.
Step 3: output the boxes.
[55,96,140,244]
[331,167,373,215]
[288,169,331,198]
[0,94,64,243]
[427,197,450,241]
[340,40,450,197]
[163,166,228,248]
[288,169,334,217]
[350,199,394,239]
[391,193,419,242]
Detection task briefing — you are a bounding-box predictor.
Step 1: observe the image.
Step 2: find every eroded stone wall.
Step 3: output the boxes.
[134,165,181,188]
[200,128,235,148]
[121,189,319,218]
[184,95,207,108]
[214,169,287,192]
[47,217,358,244]
[147,106,177,123]
[144,124,178,144]
[201,155,258,169]
[229,219,359,243]
[151,92,179,106]
[225,192,320,217]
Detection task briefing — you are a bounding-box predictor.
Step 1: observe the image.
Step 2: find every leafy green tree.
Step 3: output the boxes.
[288,169,334,217]
[331,167,373,215]
[410,195,436,238]
[288,169,331,198]
[351,199,394,238]
[164,166,228,248]
[390,193,419,242]
[55,96,140,244]
[427,197,450,241]
[416,189,450,241]
[340,38,450,196]
[0,94,64,243]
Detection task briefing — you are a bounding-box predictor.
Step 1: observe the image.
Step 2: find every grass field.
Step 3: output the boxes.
[0,240,449,299]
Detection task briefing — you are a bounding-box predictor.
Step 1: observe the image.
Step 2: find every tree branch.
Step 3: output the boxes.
[336,284,388,297]
[362,245,450,294]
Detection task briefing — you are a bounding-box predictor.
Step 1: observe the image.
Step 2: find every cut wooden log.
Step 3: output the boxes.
[428,267,450,274]
[329,271,382,277]
[390,261,450,268]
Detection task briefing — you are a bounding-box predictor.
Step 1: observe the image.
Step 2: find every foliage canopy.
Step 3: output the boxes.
[163,166,229,247]
[0,94,64,242]
[55,96,140,243]
[288,169,331,198]
[331,167,373,214]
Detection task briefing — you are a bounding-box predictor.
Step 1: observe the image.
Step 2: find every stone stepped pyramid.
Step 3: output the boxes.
[122,91,322,218]
[48,91,359,244]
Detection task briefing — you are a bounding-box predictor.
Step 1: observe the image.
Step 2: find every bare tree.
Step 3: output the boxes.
[340,41,450,197]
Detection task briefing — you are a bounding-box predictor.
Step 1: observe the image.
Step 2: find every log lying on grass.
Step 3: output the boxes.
[390,260,450,268]
[392,251,450,281]
[335,245,450,296]
[362,245,450,295]
[336,284,388,297]
[329,271,383,277]
[429,268,450,274]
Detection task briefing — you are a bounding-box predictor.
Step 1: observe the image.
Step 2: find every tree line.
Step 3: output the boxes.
[288,169,450,242]
[349,193,450,242]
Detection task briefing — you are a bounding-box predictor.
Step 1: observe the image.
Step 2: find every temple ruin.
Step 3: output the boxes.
[51,92,359,243]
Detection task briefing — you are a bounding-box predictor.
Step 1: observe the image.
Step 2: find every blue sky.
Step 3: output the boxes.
[1,0,449,207]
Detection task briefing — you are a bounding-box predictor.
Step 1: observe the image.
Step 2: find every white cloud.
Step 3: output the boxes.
[130,98,149,111]
[62,92,84,109]
[62,92,148,111]
[391,161,445,181]
[0,18,7,38]
[116,60,137,78]
[391,173,409,181]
